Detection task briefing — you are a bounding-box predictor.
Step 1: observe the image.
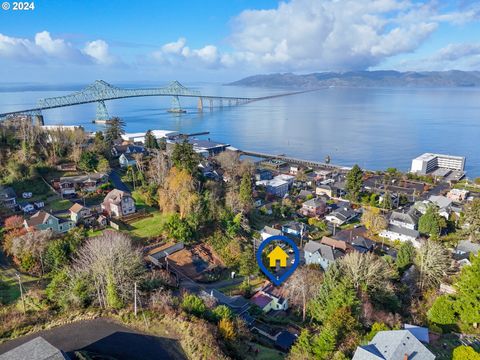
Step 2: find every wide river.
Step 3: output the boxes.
[1,84,479,176]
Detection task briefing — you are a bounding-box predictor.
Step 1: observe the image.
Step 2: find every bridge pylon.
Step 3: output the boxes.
[197,97,203,112]
[168,95,185,113]
[95,101,110,122]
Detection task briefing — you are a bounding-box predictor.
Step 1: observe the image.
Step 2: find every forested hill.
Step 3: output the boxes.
[227,70,480,89]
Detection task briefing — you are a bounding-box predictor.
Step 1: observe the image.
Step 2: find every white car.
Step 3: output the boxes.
[22,192,32,199]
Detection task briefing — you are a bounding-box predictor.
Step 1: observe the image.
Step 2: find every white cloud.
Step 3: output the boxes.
[151,38,220,68]
[83,40,115,65]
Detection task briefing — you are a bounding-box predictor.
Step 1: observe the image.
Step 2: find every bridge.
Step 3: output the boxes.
[0,80,273,123]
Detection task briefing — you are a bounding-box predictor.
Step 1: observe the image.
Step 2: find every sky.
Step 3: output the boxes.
[0,0,479,83]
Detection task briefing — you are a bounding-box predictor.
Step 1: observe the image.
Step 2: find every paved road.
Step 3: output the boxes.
[109,171,130,192]
[0,318,186,360]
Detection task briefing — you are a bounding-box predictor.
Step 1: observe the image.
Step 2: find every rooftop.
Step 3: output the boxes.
[0,336,69,360]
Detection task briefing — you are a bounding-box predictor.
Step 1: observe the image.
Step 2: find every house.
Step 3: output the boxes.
[101,189,136,218]
[267,246,289,267]
[297,189,313,200]
[300,197,326,217]
[69,203,93,225]
[119,153,137,168]
[352,330,435,360]
[334,227,377,253]
[24,210,75,234]
[325,204,357,225]
[315,169,333,180]
[403,324,430,344]
[0,336,70,360]
[111,144,146,157]
[260,226,282,241]
[282,221,306,237]
[97,214,108,227]
[0,186,17,209]
[304,240,345,270]
[316,184,334,198]
[121,130,179,143]
[320,236,354,253]
[255,169,273,181]
[256,178,289,197]
[447,188,469,202]
[20,203,35,213]
[389,209,420,230]
[275,174,295,187]
[58,173,108,197]
[380,207,421,245]
[250,285,288,313]
[454,240,480,262]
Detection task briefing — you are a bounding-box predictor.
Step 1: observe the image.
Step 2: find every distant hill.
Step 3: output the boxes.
[227,70,480,89]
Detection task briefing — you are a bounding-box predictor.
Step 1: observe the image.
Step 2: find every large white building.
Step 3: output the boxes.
[121,129,179,143]
[410,153,465,175]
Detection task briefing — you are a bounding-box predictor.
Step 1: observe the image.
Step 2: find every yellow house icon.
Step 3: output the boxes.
[267,246,289,268]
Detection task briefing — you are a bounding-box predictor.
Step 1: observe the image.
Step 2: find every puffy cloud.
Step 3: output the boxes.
[151,38,220,68]
[83,40,115,65]
[0,31,116,65]
[226,0,441,71]
[432,43,480,62]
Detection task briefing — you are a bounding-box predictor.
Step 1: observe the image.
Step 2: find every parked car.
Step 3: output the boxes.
[34,201,45,209]
[22,192,33,199]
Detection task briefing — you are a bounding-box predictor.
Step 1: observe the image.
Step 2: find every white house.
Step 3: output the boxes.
[119,153,137,168]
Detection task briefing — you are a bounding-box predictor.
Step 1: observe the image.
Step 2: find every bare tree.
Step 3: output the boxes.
[340,252,395,292]
[284,266,323,321]
[414,240,450,292]
[11,230,53,275]
[69,128,87,164]
[72,231,144,309]
[147,150,171,186]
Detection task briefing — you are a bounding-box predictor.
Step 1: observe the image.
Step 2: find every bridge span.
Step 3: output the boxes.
[0,80,305,123]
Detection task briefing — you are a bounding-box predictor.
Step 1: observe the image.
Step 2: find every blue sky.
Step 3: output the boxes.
[0,0,479,83]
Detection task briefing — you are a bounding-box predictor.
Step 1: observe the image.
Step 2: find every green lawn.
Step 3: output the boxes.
[454,181,480,193]
[87,229,104,238]
[244,342,285,360]
[0,261,38,305]
[219,277,265,296]
[45,198,73,212]
[10,177,56,202]
[128,211,166,239]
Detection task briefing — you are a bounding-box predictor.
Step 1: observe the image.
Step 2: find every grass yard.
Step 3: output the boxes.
[219,277,265,296]
[0,258,39,305]
[243,342,285,360]
[128,211,166,239]
[10,177,56,202]
[45,198,73,212]
[87,229,104,238]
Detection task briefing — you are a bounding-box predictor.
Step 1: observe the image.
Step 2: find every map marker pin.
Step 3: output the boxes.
[256,235,300,286]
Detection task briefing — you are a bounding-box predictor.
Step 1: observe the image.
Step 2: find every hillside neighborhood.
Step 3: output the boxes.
[0,117,479,360]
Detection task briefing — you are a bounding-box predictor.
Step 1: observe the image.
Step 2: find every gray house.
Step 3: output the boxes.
[24,211,75,234]
[352,330,435,360]
[0,336,70,360]
[0,186,17,209]
[304,240,344,270]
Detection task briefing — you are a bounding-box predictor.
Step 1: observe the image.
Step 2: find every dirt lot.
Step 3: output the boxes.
[168,243,224,281]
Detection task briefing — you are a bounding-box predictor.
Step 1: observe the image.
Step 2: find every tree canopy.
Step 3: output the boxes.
[346,165,363,202]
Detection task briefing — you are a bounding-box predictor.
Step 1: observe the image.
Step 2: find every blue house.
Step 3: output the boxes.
[281,221,305,237]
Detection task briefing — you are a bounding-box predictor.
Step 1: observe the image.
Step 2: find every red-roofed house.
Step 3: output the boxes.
[250,285,288,313]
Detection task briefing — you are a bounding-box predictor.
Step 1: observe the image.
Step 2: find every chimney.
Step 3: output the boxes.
[404,354,409,360]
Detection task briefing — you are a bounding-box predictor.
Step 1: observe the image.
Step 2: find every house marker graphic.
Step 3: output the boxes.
[267,246,288,268]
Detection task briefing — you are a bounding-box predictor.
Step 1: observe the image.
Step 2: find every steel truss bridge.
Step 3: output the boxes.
[0,80,297,122]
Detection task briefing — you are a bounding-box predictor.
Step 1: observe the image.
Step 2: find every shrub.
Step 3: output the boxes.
[181,294,207,317]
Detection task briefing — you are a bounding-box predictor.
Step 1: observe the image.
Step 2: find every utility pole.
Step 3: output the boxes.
[16,273,25,314]
[134,282,137,317]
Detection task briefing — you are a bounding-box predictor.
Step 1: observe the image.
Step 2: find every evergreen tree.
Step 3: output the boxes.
[171,140,200,174]
[455,254,480,326]
[396,241,415,272]
[452,346,480,360]
[288,329,313,360]
[345,164,363,202]
[239,173,253,212]
[145,130,159,149]
[463,199,480,242]
[427,295,457,325]
[418,205,446,239]
[105,117,125,143]
[78,151,99,172]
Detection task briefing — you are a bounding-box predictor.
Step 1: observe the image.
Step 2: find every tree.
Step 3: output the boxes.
[105,117,125,143]
[361,207,387,235]
[157,167,199,218]
[97,156,111,173]
[452,346,480,360]
[415,240,450,292]
[78,151,99,172]
[144,130,159,149]
[396,241,416,272]
[455,254,480,326]
[218,318,236,340]
[340,252,394,292]
[72,232,144,309]
[212,305,234,322]
[311,323,338,360]
[171,140,200,174]
[239,247,258,277]
[181,293,207,317]
[239,173,253,212]
[285,266,323,321]
[345,165,363,202]
[164,213,195,244]
[308,264,358,323]
[427,295,457,325]
[463,199,480,242]
[418,205,446,239]
[288,329,313,360]
[366,322,390,341]
[380,191,394,210]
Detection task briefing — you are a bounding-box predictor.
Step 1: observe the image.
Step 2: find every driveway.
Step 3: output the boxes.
[109,170,130,192]
[0,318,186,360]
